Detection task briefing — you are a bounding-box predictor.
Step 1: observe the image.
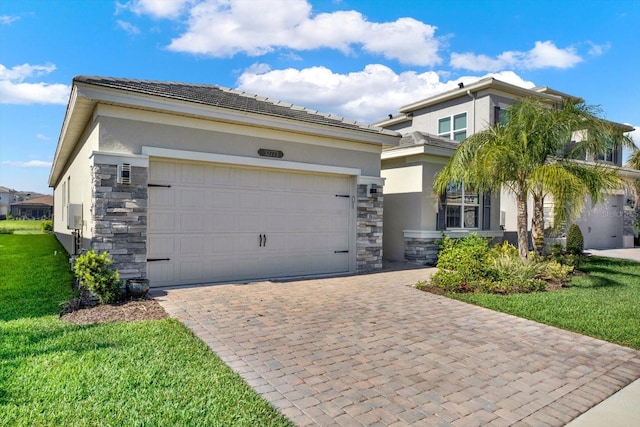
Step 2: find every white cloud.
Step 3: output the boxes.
[0,63,57,81]
[2,160,52,168]
[163,0,441,66]
[0,63,70,105]
[116,20,141,35]
[35,133,50,141]
[587,41,611,57]
[126,0,193,18]
[451,41,583,72]
[237,65,534,122]
[0,15,19,25]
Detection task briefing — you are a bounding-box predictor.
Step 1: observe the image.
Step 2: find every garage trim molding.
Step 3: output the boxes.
[141,146,362,177]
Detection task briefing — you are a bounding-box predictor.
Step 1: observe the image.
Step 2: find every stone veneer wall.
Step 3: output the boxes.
[356,183,383,272]
[623,206,638,237]
[91,163,148,280]
[404,237,439,266]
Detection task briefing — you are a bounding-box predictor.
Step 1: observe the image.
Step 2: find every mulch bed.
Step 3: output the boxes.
[61,299,169,324]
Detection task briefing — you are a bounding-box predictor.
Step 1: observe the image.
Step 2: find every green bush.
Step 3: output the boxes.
[540,260,574,285]
[428,235,575,295]
[489,241,519,259]
[73,250,121,304]
[566,223,584,255]
[41,220,53,232]
[436,233,492,279]
[491,254,546,282]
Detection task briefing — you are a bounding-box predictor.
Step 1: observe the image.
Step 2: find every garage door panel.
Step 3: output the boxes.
[181,163,206,184]
[180,189,205,208]
[209,190,237,209]
[179,213,204,232]
[149,161,177,182]
[148,235,177,257]
[148,159,353,286]
[149,187,176,207]
[180,236,206,255]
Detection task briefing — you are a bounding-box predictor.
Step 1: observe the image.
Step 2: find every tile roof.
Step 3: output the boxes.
[398,131,459,150]
[74,76,395,135]
[11,195,54,206]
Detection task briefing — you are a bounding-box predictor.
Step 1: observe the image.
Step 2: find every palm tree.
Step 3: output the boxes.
[434,97,629,260]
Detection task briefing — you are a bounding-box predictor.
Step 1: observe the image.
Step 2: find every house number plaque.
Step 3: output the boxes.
[258,148,284,158]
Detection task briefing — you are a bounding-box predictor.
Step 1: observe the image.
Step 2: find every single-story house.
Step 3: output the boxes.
[49,76,399,287]
[10,195,54,219]
[375,77,637,264]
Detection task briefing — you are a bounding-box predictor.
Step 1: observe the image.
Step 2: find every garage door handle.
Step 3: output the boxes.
[263,234,267,247]
[259,234,263,247]
[148,258,170,262]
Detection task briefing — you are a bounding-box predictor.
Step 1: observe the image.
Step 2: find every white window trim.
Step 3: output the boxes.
[437,112,467,141]
[445,184,480,230]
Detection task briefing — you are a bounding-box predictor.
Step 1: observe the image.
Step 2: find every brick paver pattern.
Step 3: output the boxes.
[155,267,640,426]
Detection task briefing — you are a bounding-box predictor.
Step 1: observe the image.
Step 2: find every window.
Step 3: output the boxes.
[444,182,479,228]
[494,107,508,126]
[596,145,615,163]
[438,113,467,142]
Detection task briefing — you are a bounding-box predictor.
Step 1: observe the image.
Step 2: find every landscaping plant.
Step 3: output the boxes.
[425,235,573,294]
[73,250,122,304]
[566,223,585,255]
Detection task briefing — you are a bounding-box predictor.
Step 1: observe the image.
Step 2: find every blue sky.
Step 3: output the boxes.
[1,0,639,195]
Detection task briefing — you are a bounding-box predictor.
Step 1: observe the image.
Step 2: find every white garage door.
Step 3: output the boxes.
[147,159,353,287]
[581,195,623,250]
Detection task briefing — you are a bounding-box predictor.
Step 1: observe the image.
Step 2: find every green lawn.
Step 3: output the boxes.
[451,256,640,350]
[0,234,292,427]
[0,219,46,234]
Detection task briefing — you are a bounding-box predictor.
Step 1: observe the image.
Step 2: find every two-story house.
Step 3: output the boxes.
[375,77,636,265]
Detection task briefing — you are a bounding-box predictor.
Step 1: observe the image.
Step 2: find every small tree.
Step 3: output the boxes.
[73,250,121,303]
[566,224,584,255]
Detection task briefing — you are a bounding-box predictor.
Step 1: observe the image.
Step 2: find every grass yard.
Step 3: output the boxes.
[451,256,640,350]
[0,234,292,427]
[0,219,46,234]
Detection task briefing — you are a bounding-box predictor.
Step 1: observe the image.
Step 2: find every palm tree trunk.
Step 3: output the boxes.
[516,191,529,261]
[532,193,545,256]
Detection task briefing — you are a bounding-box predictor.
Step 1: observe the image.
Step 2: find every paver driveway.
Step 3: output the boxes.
[154,267,640,426]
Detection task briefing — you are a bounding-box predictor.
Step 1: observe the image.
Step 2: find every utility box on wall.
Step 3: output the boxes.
[67,203,83,229]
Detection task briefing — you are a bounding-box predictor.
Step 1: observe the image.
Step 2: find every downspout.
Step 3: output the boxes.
[466,90,476,134]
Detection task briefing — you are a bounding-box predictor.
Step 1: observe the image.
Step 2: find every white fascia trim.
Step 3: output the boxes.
[357,176,385,186]
[49,86,79,187]
[404,229,504,239]
[90,151,150,168]
[76,83,398,147]
[381,146,424,160]
[142,146,362,176]
[381,145,454,161]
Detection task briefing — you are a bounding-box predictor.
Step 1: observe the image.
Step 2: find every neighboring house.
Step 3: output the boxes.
[49,76,399,287]
[0,186,15,219]
[375,77,636,264]
[10,195,54,219]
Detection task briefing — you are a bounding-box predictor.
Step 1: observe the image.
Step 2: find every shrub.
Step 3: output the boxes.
[73,250,121,304]
[41,220,53,232]
[540,260,574,286]
[566,223,584,255]
[489,241,519,259]
[492,253,546,282]
[436,233,492,280]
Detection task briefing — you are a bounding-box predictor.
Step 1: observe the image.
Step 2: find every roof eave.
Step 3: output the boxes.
[398,78,563,113]
[49,82,400,187]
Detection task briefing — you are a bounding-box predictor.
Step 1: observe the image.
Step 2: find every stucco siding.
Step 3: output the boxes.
[53,122,99,254]
[96,107,382,177]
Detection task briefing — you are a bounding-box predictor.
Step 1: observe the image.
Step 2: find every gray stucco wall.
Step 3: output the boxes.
[97,114,383,177]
